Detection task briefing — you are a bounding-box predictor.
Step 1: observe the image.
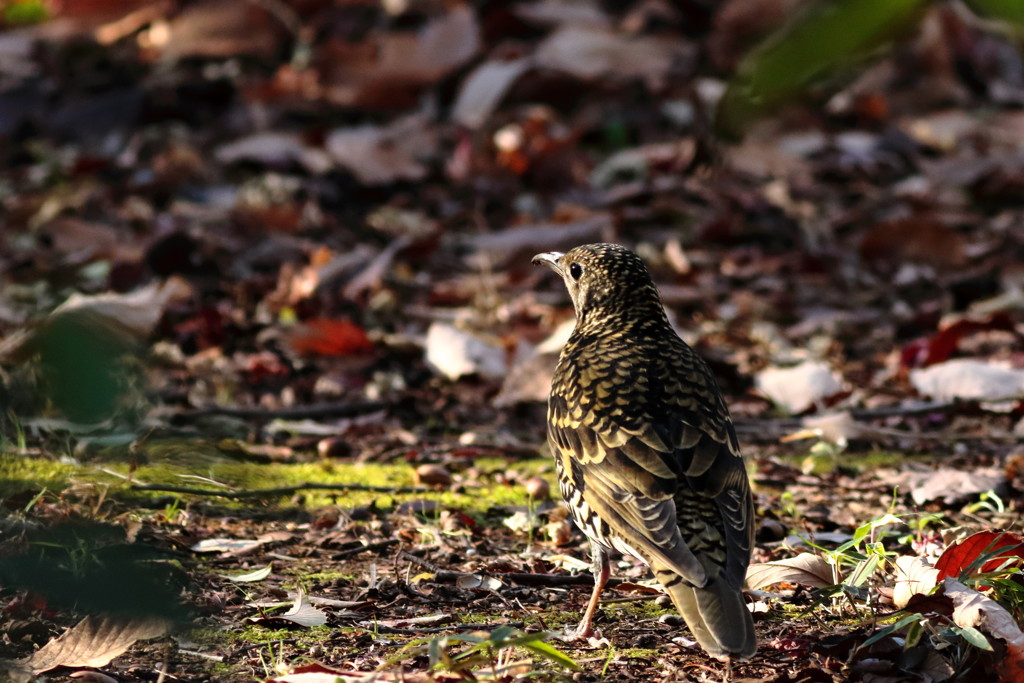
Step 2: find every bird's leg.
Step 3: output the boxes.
[573,541,609,639]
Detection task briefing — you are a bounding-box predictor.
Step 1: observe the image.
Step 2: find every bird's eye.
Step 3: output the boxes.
[569,262,583,280]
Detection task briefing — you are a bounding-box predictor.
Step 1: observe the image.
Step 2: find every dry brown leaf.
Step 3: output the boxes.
[215,133,332,174]
[745,552,834,590]
[161,0,285,60]
[892,555,940,609]
[467,214,612,267]
[533,26,679,88]
[860,215,967,268]
[896,466,1005,506]
[945,577,1024,671]
[20,615,169,675]
[322,5,480,109]
[452,57,533,130]
[326,115,437,186]
[494,350,557,406]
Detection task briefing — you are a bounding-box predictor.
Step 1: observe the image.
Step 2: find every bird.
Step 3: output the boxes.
[532,243,756,660]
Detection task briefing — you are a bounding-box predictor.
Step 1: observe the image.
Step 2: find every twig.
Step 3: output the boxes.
[398,551,444,573]
[397,552,623,589]
[849,400,977,420]
[362,622,525,635]
[130,482,427,498]
[332,539,400,560]
[173,400,387,422]
[434,571,624,589]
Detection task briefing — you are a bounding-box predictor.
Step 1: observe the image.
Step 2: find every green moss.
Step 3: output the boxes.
[774,448,932,477]
[0,452,78,498]
[612,647,659,660]
[605,598,670,621]
[234,624,334,647]
[3,446,557,523]
[283,568,357,584]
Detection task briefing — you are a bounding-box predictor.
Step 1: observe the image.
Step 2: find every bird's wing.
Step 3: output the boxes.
[549,343,752,589]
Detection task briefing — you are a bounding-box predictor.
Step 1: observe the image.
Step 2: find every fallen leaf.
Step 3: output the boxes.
[935,530,1024,581]
[191,531,292,556]
[18,615,169,675]
[424,322,507,380]
[755,362,843,414]
[452,57,533,130]
[215,132,333,174]
[900,313,1016,368]
[326,115,437,185]
[783,411,881,445]
[534,26,681,88]
[467,214,612,267]
[860,214,967,268]
[287,319,374,357]
[910,359,1024,401]
[161,0,285,60]
[320,5,480,110]
[945,577,1024,661]
[279,589,328,628]
[745,552,834,590]
[896,466,1005,505]
[456,574,504,590]
[589,141,696,188]
[892,555,939,608]
[494,349,557,406]
[220,565,274,583]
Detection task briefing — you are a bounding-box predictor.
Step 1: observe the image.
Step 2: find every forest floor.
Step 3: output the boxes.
[1,1,1024,681]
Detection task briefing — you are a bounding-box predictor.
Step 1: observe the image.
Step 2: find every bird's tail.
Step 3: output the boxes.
[655,566,756,660]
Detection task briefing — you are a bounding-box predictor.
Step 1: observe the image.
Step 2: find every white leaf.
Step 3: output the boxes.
[745,552,834,590]
[945,578,1024,652]
[895,466,1005,506]
[280,589,328,628]
[892,555,939,608]
[424,322,507,380]
[220,564,273,583]
[756,362,843,413]
[911,359,1024,401]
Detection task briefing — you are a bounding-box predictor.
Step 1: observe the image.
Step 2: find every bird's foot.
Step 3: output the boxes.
[559,624,609,647]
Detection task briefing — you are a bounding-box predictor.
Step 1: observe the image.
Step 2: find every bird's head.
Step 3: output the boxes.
[532,243,664,326]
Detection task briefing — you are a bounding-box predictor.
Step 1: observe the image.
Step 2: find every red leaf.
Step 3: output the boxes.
[935,531,1024,581]
[901,313,1018,369]
[288,319,374,357]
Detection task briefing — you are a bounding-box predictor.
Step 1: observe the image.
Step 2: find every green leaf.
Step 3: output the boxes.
[487,624,518,644]
[845,554,881,588]
[955,625,993,651]
[521,640,581,671]
[717,0,931,138]
[861,613,922,648]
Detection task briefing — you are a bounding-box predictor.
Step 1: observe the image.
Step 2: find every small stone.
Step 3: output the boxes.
[757,517,788,542]
[657,613,684,627]
[317,436,352,459]
[414,464,452,487]
[524,476,550,499]
[633,633,658,648]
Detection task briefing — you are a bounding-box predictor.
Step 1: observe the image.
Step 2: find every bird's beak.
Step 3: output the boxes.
[531,252,564,273]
